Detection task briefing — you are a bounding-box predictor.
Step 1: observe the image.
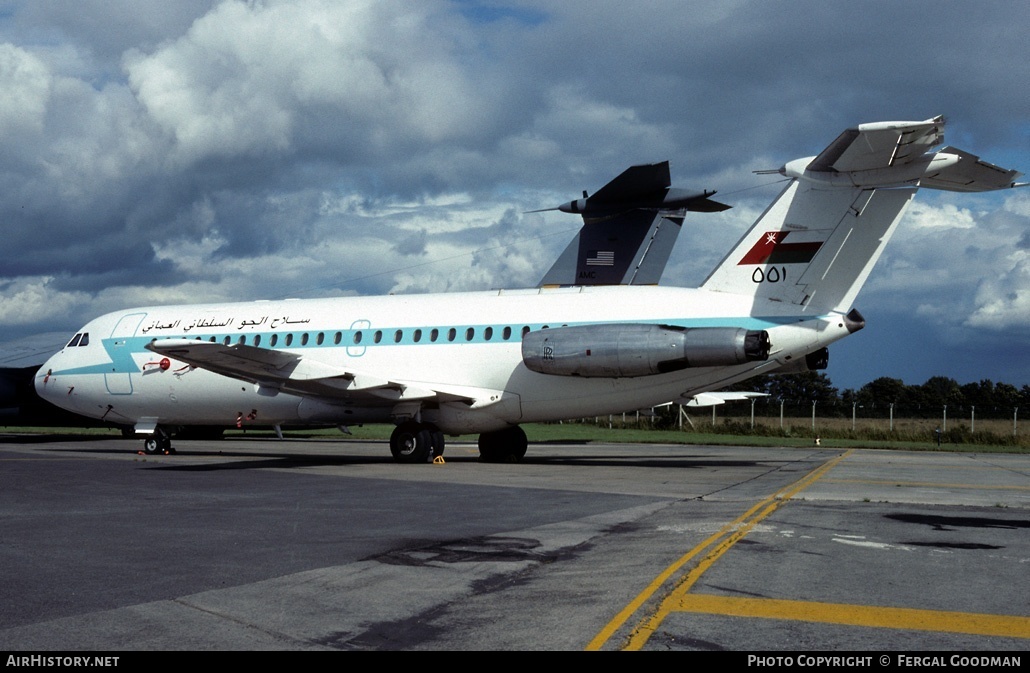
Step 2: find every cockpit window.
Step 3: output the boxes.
[67,333,82,348]
[79,332,89,346]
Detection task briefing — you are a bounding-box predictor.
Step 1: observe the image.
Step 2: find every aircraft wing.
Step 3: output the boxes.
[145,339,498,406]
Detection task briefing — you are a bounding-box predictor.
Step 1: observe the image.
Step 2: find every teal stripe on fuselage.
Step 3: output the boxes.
[53,315,811,376]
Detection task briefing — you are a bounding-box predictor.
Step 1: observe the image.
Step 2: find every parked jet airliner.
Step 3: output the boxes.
[35,117,1024,462]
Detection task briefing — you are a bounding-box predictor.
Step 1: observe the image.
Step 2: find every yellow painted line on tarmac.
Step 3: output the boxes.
[673,594,1030,639]
[586,449,852,651]
[821,478,1030,491]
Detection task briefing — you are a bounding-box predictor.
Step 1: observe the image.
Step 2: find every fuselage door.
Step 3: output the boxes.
[347,319,371,357]
[104,312,147,395]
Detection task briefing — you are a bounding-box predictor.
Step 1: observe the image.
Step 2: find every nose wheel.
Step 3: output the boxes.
[142,428,174,455]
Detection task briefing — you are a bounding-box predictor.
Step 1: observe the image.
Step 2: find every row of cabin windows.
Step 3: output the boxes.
[202,325,537,348]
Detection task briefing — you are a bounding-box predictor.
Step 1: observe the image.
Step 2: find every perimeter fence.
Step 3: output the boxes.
[578,400,1026,447]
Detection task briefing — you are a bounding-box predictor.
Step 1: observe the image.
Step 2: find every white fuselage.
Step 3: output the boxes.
[34,285,852,434]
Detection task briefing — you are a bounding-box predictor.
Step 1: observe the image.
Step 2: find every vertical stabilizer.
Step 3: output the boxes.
[700,181,915,313]
[539,210,683,286]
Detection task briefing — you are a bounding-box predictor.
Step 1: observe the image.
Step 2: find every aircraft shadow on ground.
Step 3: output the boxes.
[14,433,767,471]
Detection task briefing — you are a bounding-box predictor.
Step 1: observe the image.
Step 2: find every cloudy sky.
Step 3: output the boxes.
[0,0,1026,391]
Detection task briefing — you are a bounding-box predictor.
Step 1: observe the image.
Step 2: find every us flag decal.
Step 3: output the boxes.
[737,231,825,265]
[586,250,615,266]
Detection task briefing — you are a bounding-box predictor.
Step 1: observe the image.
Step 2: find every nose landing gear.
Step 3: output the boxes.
[141,427,174,455]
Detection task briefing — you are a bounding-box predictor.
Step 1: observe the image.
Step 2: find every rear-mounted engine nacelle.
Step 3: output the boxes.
[522,324,770,378]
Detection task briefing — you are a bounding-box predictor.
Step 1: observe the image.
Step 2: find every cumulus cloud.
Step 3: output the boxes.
[0,44,50,140]
[0,278,89,327]
[965,247,1030,330]
[0,0,1027,389]
[122,0,502,167]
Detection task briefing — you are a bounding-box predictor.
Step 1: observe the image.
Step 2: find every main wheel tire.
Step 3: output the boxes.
[478,425,527,463]
[390,421,433,463]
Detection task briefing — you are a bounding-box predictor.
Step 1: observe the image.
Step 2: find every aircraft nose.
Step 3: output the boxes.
[34,357,60,402]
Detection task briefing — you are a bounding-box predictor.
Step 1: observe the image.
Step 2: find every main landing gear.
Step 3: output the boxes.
[389,421,445,463]
[388,423,529,463]
[477,425,528,463]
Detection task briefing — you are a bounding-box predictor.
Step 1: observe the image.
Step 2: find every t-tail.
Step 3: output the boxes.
[700,116,1025,315]
[536,161,729,287]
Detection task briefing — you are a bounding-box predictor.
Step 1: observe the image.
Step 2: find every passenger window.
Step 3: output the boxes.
[430,328,439,342]
[503,326,512,340]
[301,333,309,346]
[254,335,261,347]
[374,330,382,344]
[447,328,456,342]
[394,330,403,343]
[317,332,324,346]
[270,334,278,347]
[223,336,232,345]
[354,331,363,344]
[413,329,422,343]
[285,334,294,346]
[334,332,342,345]
[484,327,493,341]
[521,326,530,338]
[465,327,475,341]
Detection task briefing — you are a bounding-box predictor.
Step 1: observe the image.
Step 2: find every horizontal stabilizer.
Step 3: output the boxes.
[532,161,729,217]
[807,116,945,173]
[590,161,672,203]
[919,146,1025,192]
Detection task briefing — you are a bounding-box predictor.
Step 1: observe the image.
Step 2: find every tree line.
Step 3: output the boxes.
[727,373,1029,419]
